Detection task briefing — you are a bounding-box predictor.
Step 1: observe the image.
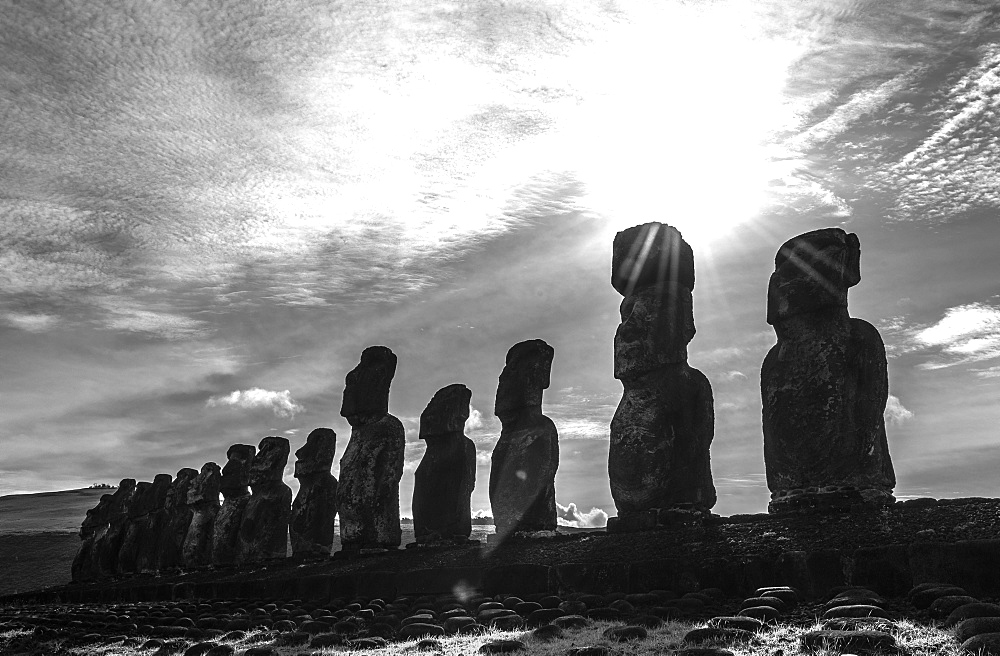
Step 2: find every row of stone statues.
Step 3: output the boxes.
[74,221,897,579]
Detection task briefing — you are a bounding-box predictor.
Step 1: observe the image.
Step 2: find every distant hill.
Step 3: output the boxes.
[0,487,108,535]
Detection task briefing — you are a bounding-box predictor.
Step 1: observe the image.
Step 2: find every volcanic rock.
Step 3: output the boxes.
[412,384,477,543]
[182,462,221,567]
[490,340,559,537]
[158,468,198,570]
[762,228,895,512]
[238,436,292,562]
[290,428,339,557]
[338,346,406,550]
[211,444,255,566]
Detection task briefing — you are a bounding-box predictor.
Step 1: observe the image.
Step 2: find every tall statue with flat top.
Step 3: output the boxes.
[609,222,716,531]
[762,228,894,511]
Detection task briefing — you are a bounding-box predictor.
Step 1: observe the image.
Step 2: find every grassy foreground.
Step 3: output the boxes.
[0,617,967,655]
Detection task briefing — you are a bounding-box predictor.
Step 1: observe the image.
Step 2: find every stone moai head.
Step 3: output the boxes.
[612,223,697,379]
[149,473,173,511]
[250,436,290,486]
[81,494,115,536]
[111,479,137,516]
[495,339,554,421]
[220,444,256,498]
[341,346,397,425]
[766,227,861,325]
[187,462,222,505]
[420,384,472,439]
[294,428,336,478]
[612,222,695,297]
[165,468,198,511]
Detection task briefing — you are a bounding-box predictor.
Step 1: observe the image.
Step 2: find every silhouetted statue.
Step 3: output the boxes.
[118,473,172,574]
[412,384,477,544]
[762,228,895,512]
[158,467,198,570]
[72,492,116,581]
[93,479,136,578]
[490,340,559,537]
[290,428,338,557]
[609,223,716,531]
[182,462,221,567]
[212,444,255,566]
[338,346,406,551]
[237,436,292,562]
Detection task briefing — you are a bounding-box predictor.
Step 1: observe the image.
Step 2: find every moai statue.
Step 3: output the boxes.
[337,346,406,551]
[118,473,172,574]
[212,444,256,566]
[182,462,221,567]
[290,428,339,557]
[761,227,894,512]
[237,436,292,562]
[489,340,559,537]
[93,479,136,578]
[72,492,116,581]
[412,384,477,544]
[157,467,198,570]
[608,222,716,532]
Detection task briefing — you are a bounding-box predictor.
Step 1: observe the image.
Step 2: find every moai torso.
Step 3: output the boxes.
[290,428,338,557]
[117,473,172,574]
[212,444,255,566]
[72,492,115,582]
[182,462,221,567]
[337,346,405,551]
[412,384,477,543]
[93,479,135,578]
[158,467,197,570]
[608,223,716,530]
[761,228,894,511]
[489,340,559,537]
[238,436,292,562]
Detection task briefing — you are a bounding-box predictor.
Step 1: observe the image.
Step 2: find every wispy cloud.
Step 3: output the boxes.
[2,312,60,333]
[206,388,304,418]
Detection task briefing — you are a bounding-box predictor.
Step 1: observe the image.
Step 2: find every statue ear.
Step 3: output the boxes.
[844,232,861,287]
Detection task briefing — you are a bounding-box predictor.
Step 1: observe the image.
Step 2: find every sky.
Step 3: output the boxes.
[2,0,999,523]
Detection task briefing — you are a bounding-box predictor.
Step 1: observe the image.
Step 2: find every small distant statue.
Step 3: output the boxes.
[92,479,136,578]
[761,228,895,511]
[182,462,221,567]
[489,339,559,537]
[118,473,172,574]
[158,467,198,570]
[337,346,406,551]
[212,444,256,566]
[609,222,716,531]
[290,428,339,557]
[412,384,477,544]
[72,492,116,581]
[237,436,292,562]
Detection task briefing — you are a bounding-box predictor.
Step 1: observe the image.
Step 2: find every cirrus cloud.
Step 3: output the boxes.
[206,388,304,418]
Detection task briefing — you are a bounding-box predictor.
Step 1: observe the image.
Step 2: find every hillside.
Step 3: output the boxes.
[0,488,108,535]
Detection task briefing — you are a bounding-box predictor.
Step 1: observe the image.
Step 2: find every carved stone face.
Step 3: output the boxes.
[341,346,397,423]
[250,436,290,485]
[614,282,695,380]
[420,384,471,438]
[767,228,861,324]
[494,340,553,419]
[187,462,221,505]
[294,428,336,477]
[220,444,256,495]
[612,222,695,296]
[165,468,198,510]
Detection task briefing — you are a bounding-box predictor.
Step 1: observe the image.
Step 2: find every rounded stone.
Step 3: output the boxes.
[707,617,763,632]
[957,618,1000,644]
[531,624,564,641]
[398,623,445,640]
[929,595,978,619]
[738,606,780,622]
[822,605,891,620]
[479,639,526,653]
[962,634,1000,656]
[910,585,968,610]
[552,615,590,630]
[683,628,754,645]
[602,626,647,642]
[946,603,1000,627]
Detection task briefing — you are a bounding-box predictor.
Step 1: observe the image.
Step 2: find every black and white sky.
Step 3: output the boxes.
[2,0,999,521]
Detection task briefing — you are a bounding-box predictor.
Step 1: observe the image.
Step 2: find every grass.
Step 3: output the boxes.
[0,616,970,656]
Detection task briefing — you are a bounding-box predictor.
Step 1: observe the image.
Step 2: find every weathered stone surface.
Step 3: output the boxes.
[413,384,477,543]
[72,492,116,581]
[238,436,292,562]
[762,228,895,512]
[290,428,338,557]
[182,462,221,567]
[610,224,716,520]
[338,346,405,550]
[91,479,136,578]
[211,444,255,566]
[490,340,558,537]
[158,468,198,570]
[118,473,172,574]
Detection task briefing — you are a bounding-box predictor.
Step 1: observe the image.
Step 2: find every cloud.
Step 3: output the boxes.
[2,312,60,333]
[723,370,748,382]
[884,395,914,426]
[556,502,607,528]
[913,303,1000,369]
[206,388,304,418]
[465,405,485,433]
